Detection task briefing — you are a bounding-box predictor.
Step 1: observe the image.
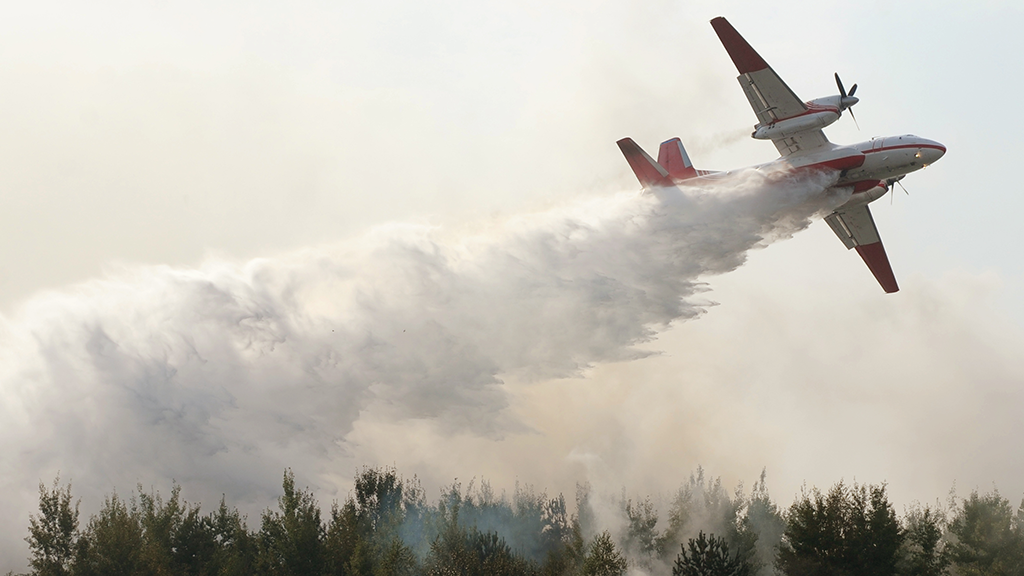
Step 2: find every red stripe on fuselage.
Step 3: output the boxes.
[862,144,946,154]
[768,105,839,123]
[812,155,865,171]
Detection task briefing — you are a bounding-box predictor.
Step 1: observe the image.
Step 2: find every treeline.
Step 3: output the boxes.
[16,466,1024,576]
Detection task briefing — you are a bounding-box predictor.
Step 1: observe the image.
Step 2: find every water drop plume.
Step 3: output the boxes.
[0,167,843,568]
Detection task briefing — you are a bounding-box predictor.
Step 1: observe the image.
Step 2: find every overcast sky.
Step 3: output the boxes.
[2,0,1023,571]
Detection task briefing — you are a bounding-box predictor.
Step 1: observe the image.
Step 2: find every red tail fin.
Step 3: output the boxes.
[617,138,674,190]
[658,138,699,181]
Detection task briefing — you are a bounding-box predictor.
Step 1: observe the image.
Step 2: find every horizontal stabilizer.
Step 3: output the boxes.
[658,138,699,181]
[617,138,674,190]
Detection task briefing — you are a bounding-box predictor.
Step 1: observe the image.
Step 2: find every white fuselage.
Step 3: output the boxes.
[695,133,946,209]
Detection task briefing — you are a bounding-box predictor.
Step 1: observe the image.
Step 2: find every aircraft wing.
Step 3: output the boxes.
[824,205,900,293]
[710,17,829,156]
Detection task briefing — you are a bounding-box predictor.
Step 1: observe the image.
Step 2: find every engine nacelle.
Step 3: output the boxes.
[838,180,888,209]
[752,110,840,140]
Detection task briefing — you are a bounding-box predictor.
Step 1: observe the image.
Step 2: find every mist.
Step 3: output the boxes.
[0,169,844,568]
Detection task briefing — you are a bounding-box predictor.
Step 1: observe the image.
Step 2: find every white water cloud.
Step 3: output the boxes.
[0,169,840,567]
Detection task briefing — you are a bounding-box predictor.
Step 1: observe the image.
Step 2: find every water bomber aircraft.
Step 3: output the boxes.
[618,17,945,293]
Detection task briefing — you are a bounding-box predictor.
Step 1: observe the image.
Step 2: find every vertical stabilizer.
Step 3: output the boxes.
[616,138,674,190]
[657,138,699,180]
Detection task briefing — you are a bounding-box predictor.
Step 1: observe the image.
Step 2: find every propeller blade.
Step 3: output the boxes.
[849,107,860,130]
[834,72,847,98]
[849,83,858,97]
[885,176,907,204]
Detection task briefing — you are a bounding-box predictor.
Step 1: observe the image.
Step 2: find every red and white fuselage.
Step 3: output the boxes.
[769,134,945,208]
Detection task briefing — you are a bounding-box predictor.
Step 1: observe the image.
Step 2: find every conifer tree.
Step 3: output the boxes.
[778,481,903,576]
[896,504,948,576]
[581,531,627,576]
[672,531,751,576]
[256,469,324,576]
[946,490,1024,576]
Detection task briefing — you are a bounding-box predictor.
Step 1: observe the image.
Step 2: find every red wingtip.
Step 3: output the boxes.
[710,17,769,75]
[855,242,900,293]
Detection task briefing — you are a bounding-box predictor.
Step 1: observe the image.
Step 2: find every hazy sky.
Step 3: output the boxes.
[2,0,1023,571]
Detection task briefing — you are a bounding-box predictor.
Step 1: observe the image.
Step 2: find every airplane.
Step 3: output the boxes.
[617,16,945,293]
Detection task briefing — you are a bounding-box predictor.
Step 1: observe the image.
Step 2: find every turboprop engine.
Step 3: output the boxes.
[751,73,860,140]
[752,109,840,139]
[838,180,888,209]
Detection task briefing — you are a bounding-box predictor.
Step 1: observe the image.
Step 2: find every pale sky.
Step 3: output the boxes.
[1,0,1023,571]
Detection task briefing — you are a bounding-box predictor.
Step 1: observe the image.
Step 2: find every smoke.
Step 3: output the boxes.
[0,167,844,568]
[687,128,754,156]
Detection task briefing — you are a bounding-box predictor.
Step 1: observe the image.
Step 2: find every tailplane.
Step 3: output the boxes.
[616,138,674,190]
[618,137,705,191]
[658,138,699,180]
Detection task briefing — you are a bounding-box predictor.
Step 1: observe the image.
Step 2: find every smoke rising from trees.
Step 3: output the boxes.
[21,466,1024,575]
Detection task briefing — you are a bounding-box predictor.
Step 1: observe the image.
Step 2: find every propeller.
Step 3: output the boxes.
[886,176,908,204]
[834,73,860,129]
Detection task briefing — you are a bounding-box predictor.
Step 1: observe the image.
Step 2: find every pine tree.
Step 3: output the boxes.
[946,490,1024,576]
[778,481,903,576]
[623,496,660,567]
[896,504,948,576]
[672,531,751,576]
[208,496,256,576]
[256,469,324,576]
[581,531,627,576]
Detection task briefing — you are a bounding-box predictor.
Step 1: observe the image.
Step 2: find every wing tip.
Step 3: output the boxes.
[855,242,900,294]
[710,17,769,75]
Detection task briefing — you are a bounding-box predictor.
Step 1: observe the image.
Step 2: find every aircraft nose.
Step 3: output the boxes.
[920,140,945,165]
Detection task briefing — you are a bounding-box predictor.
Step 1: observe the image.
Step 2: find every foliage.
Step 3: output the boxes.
[580,531,627,576]
[778,481,903,576]
[623,496,659,568]
[26,477,79,576]
[672,531,751,576]
[256,469,325,575]
[75,491,145,576]
[945,490,1024,576]
[740,471,786,576]
[656,467,768,574]
[17,468,1024,576]
[658,468,751,561]
[895,503,948,576]
[423,495,534,576]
